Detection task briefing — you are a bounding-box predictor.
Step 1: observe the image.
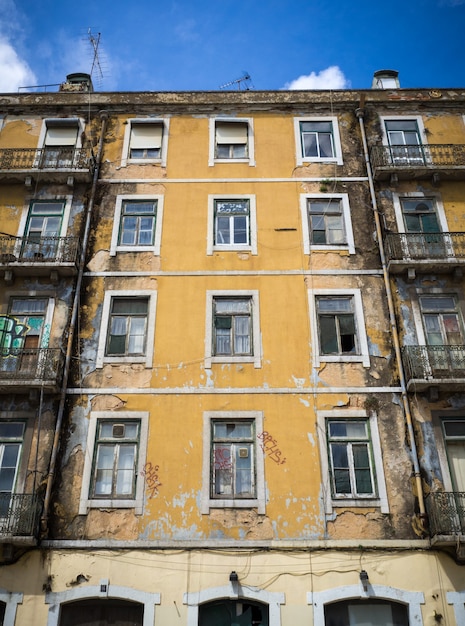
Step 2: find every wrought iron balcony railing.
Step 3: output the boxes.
[0,147,94,172]
[0,235,81,267]
[426,492,465,537]
[401,345,465,385]
[385,232,465,263]
[0,493,42,537]
[370,144,465,180]
[0,348,63,386]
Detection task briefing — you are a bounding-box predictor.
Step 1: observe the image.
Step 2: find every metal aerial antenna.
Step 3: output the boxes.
[87,28,104,86]
[219,72,254,91]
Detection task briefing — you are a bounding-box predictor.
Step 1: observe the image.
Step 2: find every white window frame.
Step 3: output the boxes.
[79,411,149,514]
[110,194,164,256]
[308,289,370,367]
[380,115,427,148]
[317,409,389,514]
[96,290,157,368]
[294,116,343,166]
[205,290,261,369]
[208,117,255,166]
[201,411,266,514]
[207,194,257,255]
[308,586,425,626]
[37,118,84,150]
[300,193,355,254]
[121,118,169,167]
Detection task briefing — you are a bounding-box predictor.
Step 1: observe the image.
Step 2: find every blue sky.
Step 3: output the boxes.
[1,0,465,93]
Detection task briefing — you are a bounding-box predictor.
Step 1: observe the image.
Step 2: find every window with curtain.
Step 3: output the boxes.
[106,298,148,357]
[327,419,376,498]
[213,297,252,356]
[42,120,79,168]
[129,122,163,159]
[211,420,255,499]
[308,198,346,245]
[92,420,140,499]
[215,122,249,159]
[300,120,335,159]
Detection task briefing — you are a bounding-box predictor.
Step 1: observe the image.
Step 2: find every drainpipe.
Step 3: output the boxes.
[355,102,426,520]
[41,110,108,534]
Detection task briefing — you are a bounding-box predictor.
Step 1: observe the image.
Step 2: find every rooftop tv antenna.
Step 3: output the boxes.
[219,72,254,91]
[87,28,104,85]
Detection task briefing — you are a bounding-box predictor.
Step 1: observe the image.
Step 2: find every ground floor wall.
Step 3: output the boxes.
[0,546,464,625]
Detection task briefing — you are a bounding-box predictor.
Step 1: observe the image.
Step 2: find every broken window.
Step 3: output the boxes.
[308,198,346,245]
[316,296,358,355]
[213,297,252,356]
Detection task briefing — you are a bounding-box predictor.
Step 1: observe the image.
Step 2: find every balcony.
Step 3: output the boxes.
[0,236,81,281]
[0,147,95,184]
[401,345,465,392]
[384,232,465,277]
[370,144,465,183]
[0,494,42,542]
[0,348,63,393]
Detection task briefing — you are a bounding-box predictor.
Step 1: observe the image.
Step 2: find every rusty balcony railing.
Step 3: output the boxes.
[401,345,465,382]
[426,492,465,536]
[0,493,42,537]
[371,144,465,169]
[0,348,63,384]
[0,235,81,266]
[0,147,94,171]
[384,232,465,262]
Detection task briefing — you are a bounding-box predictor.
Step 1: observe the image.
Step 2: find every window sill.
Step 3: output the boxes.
[110,246,158,256]
[98,356,151,369]
[205,356,261,369]
[211,159,255,166]
[316,354,370,368]
[80,499,143,515]
[330,498,388,514]
[300,157,343,165]
[203,498,265,514]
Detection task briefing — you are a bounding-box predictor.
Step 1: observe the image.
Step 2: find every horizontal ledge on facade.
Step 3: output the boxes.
[65,386,404,395]
[98,177,369,184]
[40,538,431,550]
[82,269,384,277]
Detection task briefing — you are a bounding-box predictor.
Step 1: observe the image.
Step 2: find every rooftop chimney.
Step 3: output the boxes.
[371,70,399,89]
[60,73,94,93]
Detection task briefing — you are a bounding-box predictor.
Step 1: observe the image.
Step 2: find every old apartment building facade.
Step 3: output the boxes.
[0,72,464,624]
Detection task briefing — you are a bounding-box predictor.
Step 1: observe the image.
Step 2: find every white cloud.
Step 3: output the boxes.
[0,37,36,92]
[284,66,350,90]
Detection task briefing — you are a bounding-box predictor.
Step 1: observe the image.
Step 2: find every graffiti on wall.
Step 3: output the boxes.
[141,462,162,498]
[257,431,287,465]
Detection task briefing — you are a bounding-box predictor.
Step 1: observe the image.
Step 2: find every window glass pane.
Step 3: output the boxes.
[213,422,253,439]
[302,133,318,157]
[301,121,333,132]
[215,328,231,354]
[215,299,250,314]
[319,316,338,354]
[123,202,156,215]
[116,445,136,495]
[386,120,419,132]
[235,444,252,494]
[444,420,465,438]
[216,216,230,244]
[30,202,65,215]
[216,201,249,215]
[234,316,251,354]
[318,298,352,313]
[111,299,148,315]
[94,446,115,495]
[0,423,25,439]
[233,216,248,243]
[318,133,334,158]
[420,296,456,311]
[329,421,367,438]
